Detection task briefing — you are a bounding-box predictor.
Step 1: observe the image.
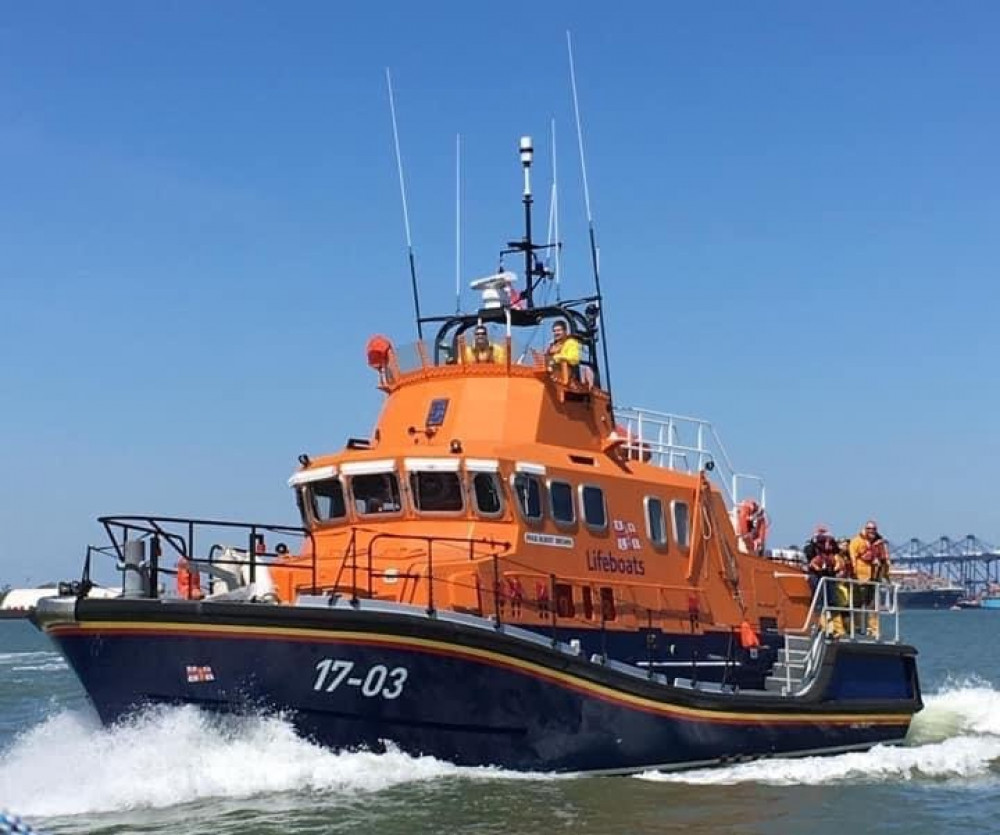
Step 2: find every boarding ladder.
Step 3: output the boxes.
[764,576,901,695]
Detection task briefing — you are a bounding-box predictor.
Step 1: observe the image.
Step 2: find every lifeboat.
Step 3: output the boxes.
[34,134,921,774]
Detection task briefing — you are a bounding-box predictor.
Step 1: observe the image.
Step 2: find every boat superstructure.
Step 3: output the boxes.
[34,133,921,773]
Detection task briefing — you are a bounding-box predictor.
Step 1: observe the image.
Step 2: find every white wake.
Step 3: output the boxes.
[640,682,1000,785]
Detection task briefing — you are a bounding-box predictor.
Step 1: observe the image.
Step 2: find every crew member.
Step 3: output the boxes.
[546,320,581,379]
[738,499,766,555]
[805,532,837,631]
[803,525,832,566]
[463,325,506,364]
[829,538,855,638]
[849,520,889,637]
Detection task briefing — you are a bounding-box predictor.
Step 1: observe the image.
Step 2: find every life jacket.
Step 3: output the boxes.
[807,549,837,577]
[739,620,761,648]
[463,343,506,364]
[736,500,768,554]
[851,534,889,582]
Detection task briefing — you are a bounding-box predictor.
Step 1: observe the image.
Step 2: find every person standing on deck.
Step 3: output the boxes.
[850,520,890,637]
[830,538,856,638]
[805,532,838,635]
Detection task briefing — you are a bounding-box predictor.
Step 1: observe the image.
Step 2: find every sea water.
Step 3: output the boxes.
[1,612,998,834]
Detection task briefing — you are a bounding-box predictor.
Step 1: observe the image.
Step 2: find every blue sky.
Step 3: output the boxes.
[1,2,998,584]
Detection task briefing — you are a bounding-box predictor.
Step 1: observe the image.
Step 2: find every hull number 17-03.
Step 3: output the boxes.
[312,658,408,700]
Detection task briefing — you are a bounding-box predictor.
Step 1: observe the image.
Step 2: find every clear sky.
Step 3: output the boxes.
[2,2,998,584]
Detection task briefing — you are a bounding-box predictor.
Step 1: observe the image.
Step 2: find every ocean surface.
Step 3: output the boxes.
[1,612,999,834]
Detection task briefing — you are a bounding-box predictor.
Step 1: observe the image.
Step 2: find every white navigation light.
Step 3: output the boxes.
[469,271,516,309]
[520,135,533,166]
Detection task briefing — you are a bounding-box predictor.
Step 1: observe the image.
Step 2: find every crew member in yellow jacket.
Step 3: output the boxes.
[463,325,506,364]
[849,520,890,637]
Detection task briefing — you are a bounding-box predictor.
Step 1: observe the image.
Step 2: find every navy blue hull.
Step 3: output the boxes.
[38,599,921,773]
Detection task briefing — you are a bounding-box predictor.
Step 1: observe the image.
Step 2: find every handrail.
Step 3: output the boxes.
[334,529,511,611]
[776,575,901,694]
[614,407,765,510]
[95,514,318,599]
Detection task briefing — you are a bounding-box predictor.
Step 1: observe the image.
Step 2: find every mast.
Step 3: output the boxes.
[520,135,535,308]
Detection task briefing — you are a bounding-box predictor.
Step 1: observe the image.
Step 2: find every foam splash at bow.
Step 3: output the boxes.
[0,706,518,817]
[640,683,1000,786]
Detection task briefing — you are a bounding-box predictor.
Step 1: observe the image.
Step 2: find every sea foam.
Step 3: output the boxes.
[639,683,1000,785]
[0,706,507,817]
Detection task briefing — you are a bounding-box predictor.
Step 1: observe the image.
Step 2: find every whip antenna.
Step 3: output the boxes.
[547,118,561,301]
[567,31,614,407]
[455,133,462,313]
[386,68,424,340]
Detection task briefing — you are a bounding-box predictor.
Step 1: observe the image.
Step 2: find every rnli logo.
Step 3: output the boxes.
[185,665,216,683]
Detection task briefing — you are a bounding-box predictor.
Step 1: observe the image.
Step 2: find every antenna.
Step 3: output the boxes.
[546,118,561,301]
[455,133,462,313]
[567,31,614,408]
[385,68,424,341]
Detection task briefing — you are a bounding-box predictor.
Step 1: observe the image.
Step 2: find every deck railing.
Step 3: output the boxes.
[84,515,318,599]
[614,406,765,511]
[774,574,901,694]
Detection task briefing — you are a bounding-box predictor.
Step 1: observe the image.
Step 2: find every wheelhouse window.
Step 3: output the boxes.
[580,485,607,530]
[471,472,503,517]
[309,478,347,522]
[512,473,543,522]
[549,481,575,526]
[645,496,667,547]
[409,471,463,513]
[672,500,690,548]
[351,473,402,515]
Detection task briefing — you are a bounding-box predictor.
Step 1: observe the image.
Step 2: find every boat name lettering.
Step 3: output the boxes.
[524,532,574,548]
[585,548,646,576]
[313,659,408,700]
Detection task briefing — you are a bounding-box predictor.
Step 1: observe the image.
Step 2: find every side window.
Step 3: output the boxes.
[580,485,607,530]
[409,471,463,512]
[351,473,402,515]
[471,472,503,517]
[582,586,594,620]
[672,500,690,548]
[512,474,543,522]
[310,478,347,522]
[645,496,667,547]
[549,481,575,526]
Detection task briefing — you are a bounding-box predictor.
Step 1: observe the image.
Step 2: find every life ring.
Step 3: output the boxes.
[614,424,652,463]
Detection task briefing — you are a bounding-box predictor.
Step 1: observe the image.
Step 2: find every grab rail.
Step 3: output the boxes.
[615,407,765,511]
[93,515,318,598]
[774,573,901,693]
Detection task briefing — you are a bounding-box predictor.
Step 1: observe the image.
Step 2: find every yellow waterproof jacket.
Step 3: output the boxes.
[551,336,581,365]
[849,533,889,582]
[463,343,506,364]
